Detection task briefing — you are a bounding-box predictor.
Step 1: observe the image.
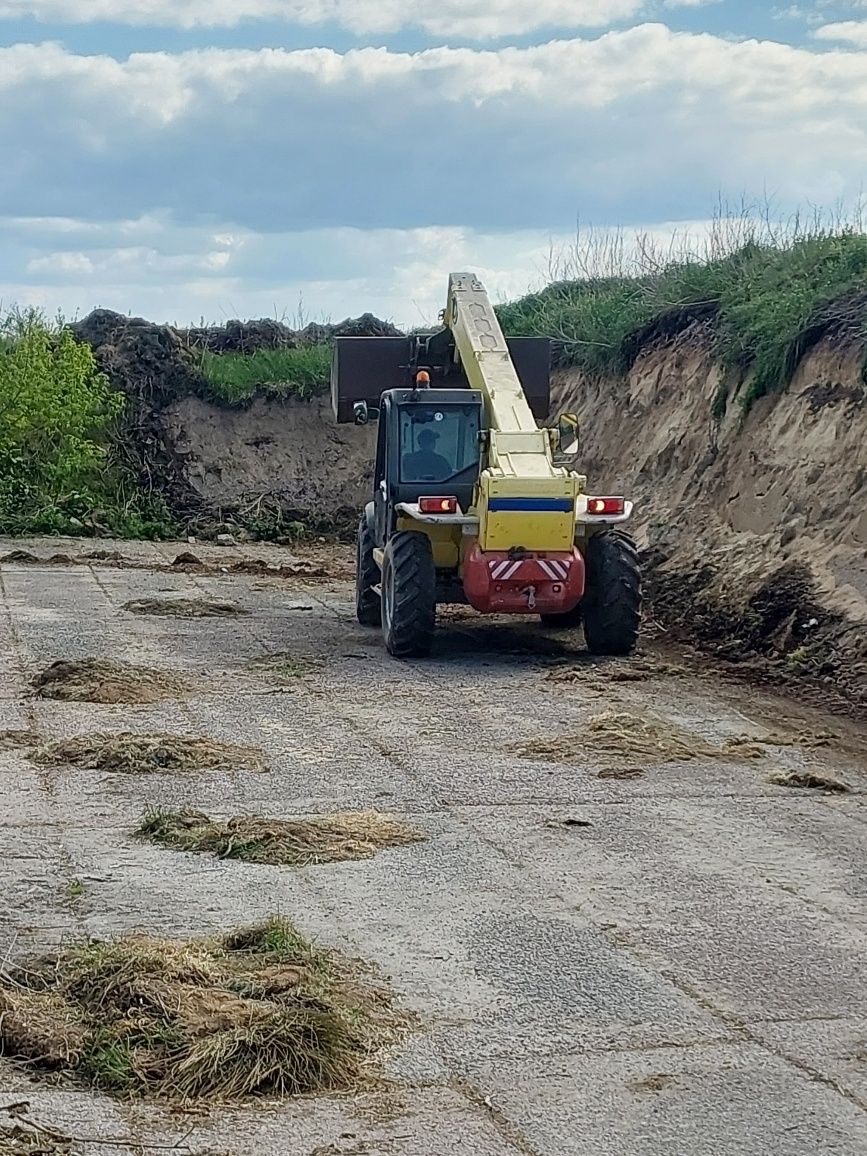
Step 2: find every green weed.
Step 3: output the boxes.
[498,207,867,415]
[198,346,331,403]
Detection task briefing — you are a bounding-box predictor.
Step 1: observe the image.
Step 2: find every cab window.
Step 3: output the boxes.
[400,405,480,483]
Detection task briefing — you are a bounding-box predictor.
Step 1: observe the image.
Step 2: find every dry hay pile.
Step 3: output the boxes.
[32,660,187,705]
[0,918,404,1102]
[512,711,816,767]
[137,809,425,866]
[769,770,851,793]
[546,657,688,687]
[0,730,40,751]
[124,598,248,618]
[32,733,265,775]
[0,551,40,565]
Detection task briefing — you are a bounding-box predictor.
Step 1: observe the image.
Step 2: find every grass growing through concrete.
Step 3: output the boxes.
[137,809,425,866]
[0,918,405,1102]
[32,659,187,705]
[497,209,867,414]
[32,733,265,775]
[198,346,331,403]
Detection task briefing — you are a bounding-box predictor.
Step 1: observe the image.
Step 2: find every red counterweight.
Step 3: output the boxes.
[462,544,585,615]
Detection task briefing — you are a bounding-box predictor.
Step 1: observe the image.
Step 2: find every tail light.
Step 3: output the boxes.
[586,497,625,516]
[419,496,459,514]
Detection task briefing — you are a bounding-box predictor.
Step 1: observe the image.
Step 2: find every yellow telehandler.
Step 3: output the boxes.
[332,273,640,658]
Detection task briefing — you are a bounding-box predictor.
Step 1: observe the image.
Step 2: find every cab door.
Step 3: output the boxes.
[373,395,393,547]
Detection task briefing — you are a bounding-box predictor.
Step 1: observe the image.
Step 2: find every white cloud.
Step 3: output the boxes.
[1,27,865,233]
[815,20,867,46]
[2,26,866,320]
[0,0,644,36]
[2,213,725,325]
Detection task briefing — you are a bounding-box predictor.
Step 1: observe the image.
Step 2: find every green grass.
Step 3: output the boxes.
[497,212,867,414]
[198,346,331,403]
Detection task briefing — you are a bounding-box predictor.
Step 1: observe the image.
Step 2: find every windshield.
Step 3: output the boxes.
[400,404,481,484]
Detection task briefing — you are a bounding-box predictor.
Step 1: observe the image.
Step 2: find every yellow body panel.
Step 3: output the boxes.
[396,517,461,569]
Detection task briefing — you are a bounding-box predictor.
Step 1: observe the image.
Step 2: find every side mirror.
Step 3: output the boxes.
[353,401,380,426]
[557,412,580,456]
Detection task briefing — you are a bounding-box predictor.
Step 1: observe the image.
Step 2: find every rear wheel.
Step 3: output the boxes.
[355,517,381,627]
[381,532,436,658]
[582,531,641,656]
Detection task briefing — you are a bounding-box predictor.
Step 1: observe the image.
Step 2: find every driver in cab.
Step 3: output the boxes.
[403,427,452,480]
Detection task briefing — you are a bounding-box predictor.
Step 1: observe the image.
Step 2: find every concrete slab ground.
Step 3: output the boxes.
[1,537,866,1156]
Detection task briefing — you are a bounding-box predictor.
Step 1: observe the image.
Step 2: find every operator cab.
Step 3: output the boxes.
[373,389,484,543]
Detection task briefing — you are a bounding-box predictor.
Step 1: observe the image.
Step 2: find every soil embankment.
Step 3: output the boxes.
[552,315,866,706]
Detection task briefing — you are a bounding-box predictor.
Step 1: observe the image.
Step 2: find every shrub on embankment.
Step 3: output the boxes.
[0,309,173,538]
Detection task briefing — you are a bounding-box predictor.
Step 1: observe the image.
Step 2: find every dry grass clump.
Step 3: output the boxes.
[137,809,425,866]
[0,918,404,1103]
[0,551,39,564]
[124,598,248,618]
[512,711,817,767]
[546,658,688,686]
[31,660,187,705]
[515,712,723,765]
[0,729,40,751]
[769,770,851,793]
[31,733,265,775]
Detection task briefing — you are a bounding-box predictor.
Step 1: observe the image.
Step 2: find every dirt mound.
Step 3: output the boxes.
[32,660,187,705]
[124,597,248,618]
[137,809,425,866]
[184,313,400,354]
[0,918,404,1102]
[32,733,265,775]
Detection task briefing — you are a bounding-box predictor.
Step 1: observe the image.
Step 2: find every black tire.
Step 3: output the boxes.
[581,531,641,656]
[381,532,436,658]
[355,517,381,627]
[540,604,583,630]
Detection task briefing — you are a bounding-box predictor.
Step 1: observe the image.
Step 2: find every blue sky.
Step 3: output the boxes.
[1,0,866,324]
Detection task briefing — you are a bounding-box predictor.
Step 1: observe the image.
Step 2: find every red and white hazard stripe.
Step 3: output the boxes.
[537,558,570,581]
[489,559,524,580]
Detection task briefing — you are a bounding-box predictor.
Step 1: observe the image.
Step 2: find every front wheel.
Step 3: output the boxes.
[381,532,436,658]
[581,531,641,656]
[355,517,381,626]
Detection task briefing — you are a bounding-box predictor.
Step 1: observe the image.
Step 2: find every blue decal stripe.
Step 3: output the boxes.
[488,499,574,513]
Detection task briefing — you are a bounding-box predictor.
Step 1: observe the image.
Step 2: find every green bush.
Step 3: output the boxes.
[0,309,175,538]
[198,346,331,403]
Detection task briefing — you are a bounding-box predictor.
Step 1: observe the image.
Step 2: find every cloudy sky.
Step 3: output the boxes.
[1,1,866,326]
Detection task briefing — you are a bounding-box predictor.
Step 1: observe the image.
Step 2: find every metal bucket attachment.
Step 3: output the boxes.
[332,335,551,423]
